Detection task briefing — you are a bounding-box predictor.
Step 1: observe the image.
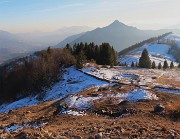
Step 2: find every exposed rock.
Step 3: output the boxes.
[167,134,175,139]
[95,133,103,139]
[15,132,30,139]
[154,104,165,113]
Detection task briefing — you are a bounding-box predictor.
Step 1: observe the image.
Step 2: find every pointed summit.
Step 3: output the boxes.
[108,20,128,28]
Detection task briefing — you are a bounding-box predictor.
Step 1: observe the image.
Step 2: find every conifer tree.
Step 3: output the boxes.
[152,61,156,69]
[163,60,169,69]
[131,62,135,67]
[170,61,174,69]
[139,49,151,68]
[76,51,86,69]
[158,63,162,69]
[178,63,180,68]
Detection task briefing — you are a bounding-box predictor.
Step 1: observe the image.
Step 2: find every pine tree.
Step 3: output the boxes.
[131,62,135,67]
[152,61,156,69]
[163,60,169,69]
[76,51,86,69]
[178,63,180,68]
[139,49,151,68]
[158,63,162,69]
[170,61,174,69]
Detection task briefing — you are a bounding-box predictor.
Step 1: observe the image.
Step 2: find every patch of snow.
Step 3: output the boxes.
[113,89,158,102]
[62,110,86,116]
[65,95,103,110]
[153,87,180,94]
[126,89,158,101]
[82,68,138,82]
[0,97,40,114]
[64,89,158,111]
[5,125,22,132]
[45,67,108,101]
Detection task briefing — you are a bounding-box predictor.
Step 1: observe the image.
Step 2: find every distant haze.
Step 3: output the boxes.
[0,0,180,33]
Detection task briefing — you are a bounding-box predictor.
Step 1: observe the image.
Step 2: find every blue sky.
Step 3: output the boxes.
[0,0,180,33]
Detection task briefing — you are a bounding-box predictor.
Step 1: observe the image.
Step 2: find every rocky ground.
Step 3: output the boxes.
[0,83,180,139]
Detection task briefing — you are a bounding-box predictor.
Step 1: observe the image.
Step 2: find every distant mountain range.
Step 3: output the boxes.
[56,20,180,51]
[1,21,180,64]
[0,26,93,64]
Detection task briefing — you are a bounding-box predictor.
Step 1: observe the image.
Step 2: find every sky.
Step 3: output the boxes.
[0,0,180,33]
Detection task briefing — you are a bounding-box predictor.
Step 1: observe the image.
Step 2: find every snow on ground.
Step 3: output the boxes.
[61,110,87,116]
[153,87,180,94]
[63,89,158,111]
[119,34,180,66]
[65,94,103,110]
[0,67,108,114]
[110,89,158,102]
[4,122,48,132]
[0,97,41,113]
[163,34,180,47]
[45,67,108,100]
[82,68,138,83]
[5,125,22,132]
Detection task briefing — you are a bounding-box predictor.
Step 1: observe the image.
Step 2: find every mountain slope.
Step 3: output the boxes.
[119,33,180,66]
[55,33,85,48]
[57,20,180,51]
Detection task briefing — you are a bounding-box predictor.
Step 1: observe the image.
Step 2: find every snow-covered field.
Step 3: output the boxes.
[0,67,108,113]
[119,34,180,66]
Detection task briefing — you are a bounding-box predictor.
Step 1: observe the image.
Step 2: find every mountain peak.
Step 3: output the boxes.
[109,20,127,28]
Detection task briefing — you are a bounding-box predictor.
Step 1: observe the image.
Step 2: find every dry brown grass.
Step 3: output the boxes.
[166,103,180,111]
[166,103,180,120]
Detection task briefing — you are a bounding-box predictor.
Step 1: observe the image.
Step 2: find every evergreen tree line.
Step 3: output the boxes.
[65,42,117,68]
[129,48,180,69]
[130,60,179,69]
[0,48,76,104]
[119,32,172,55]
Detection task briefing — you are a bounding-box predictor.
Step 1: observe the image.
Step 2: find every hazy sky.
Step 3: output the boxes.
[0,0,180,33]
